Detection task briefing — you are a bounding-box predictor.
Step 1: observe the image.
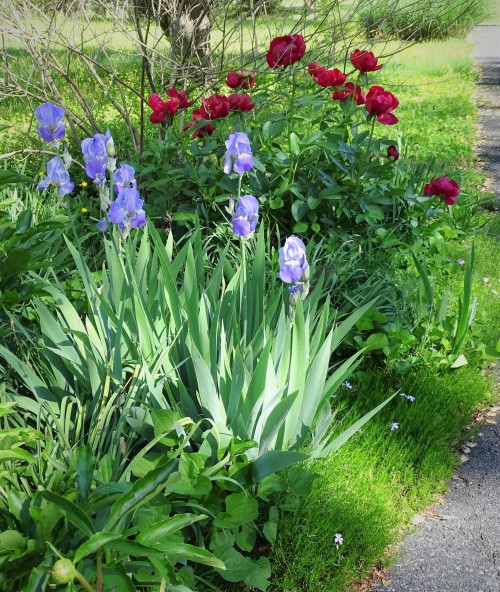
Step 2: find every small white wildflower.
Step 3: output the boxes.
[457,259,465,265]
[334,533,343,546]
[344,381,353,390]
[483,277,490,284]
[390,422,400,431]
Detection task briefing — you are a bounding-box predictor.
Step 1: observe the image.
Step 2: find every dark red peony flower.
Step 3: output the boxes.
[314,67,347,88]
[350,49,383,75]
[228,93,256,113]
[183,120,216,139]
[198,94,231,120]
[167,88,193,109]
[148,89,193,124]
[266,34,306,68]
[332,82,366,105]
[387,145,400,161]
[308,61,325,77]
[365,85,399,125]
[226,70,255,89]
[423,175,460,205]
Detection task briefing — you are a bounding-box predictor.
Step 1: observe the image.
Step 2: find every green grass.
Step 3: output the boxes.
[270,357,497,591]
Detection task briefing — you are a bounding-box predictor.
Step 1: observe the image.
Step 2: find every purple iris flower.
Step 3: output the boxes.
[108,187,146,230]
[223,132,254,175]
[85,157,107,186]
[232,194,259,237]
[278,236,309,283]
[81,133,108,161]
[37,156,74,196]
[113,164,137,194]
[34,102,66,143]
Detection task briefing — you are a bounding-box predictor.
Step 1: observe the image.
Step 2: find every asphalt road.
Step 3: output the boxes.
[373,23,500,592]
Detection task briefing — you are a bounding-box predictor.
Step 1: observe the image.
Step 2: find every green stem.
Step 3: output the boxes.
[240,238,248,343]
[237,174,243,201]
[74,570,97,592]
[287,69,297,187]
[356,116,377,199]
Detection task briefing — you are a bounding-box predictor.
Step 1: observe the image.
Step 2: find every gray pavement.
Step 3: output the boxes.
[373,23,500,592]
[469,25,500,200]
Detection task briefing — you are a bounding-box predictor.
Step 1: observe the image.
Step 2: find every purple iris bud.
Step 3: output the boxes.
[107,187,146,231]
[231,194,259,237]
[113,164,137,194]
[278,236,309,284]
[85,157,107,186]
[34,102,66,143]
[81,133,108,161]
[96,219,108,232]
[37,156,74,196]
[223,132,254,175]
[289,284,302,306]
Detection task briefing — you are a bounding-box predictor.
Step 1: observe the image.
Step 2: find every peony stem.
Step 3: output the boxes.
[74,570,97,592]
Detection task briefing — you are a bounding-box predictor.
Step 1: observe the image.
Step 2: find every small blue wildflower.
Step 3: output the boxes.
[334,533,343,546]
[344,381,353,390]
[457,259,465,265]
[390,422,399,431]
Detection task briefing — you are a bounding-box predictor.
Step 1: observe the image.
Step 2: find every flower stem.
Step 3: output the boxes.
[74,570,97,592]
[356,116,377,199]
[237,174,243,201]
[287,69,297,187]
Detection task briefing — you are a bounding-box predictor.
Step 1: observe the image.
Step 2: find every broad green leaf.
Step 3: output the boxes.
[75,446,95,503]
[74,532,123,563]
[41,491,95,538]
[250,450,309,483]
[0,170,33,188]
[214,493,258,528]
[137,514,207,547]
[104,459,179,531]
[163,542,225,568]
[0,448,36,463]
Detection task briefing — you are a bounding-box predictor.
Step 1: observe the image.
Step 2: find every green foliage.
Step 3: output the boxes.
[0,222,396,590]
[0,208,68,312]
